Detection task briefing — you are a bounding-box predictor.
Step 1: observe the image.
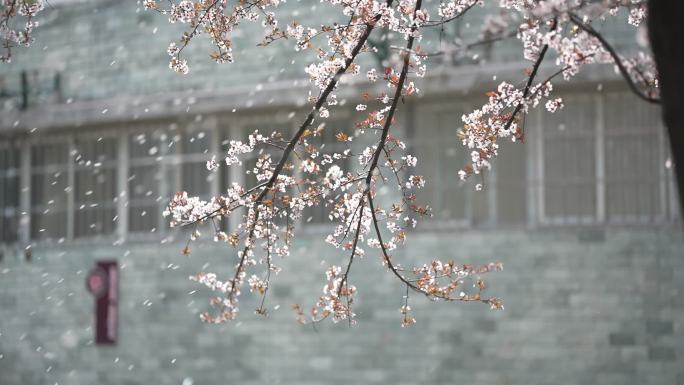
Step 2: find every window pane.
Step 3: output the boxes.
[604,92,663,222]
[178,127,214,198]
[74,136,117,165]
[182,161,213,197]
[0,144,20,243]
[73,136,118,238]
[31,141,69,240]
[129,205,160,233]
[32,211,68,240]
[129,164,160,199]
[129,163,162,233]
[75,168,117,237]
[128,130,164,233]
[413,108,468,222]
[170,129,216,199]
[129,132,160,158]
[31,142,68,168]
[183,129,212,155]
[494,140,527,225]
[542,96,597,223]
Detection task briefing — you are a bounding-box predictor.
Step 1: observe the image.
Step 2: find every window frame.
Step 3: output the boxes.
[72,130,120,239]
[28,133,73,242]
[534,90,679,227]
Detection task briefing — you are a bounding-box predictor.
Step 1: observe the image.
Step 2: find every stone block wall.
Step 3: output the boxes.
[0,228,682,385]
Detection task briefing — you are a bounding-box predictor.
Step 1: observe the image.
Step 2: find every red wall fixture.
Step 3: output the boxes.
[86,260,119,345]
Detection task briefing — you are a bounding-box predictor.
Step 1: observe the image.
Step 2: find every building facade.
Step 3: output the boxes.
[0,1,683,385]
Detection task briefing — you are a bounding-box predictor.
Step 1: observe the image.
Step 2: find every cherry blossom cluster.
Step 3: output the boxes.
[165,191,222,227]
[0,0,44,63]
[621,50,659,92]
[457,0,658,182]
[607,0,647,26]
[189,272,239,322]
[438,0,482,19]
[459,77,560,178]
[410,261,504,308]
[145,0,286,73]
[480,10,514,42]
[310,265,357,324]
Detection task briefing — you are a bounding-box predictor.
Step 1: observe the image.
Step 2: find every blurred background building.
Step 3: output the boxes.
[0,1,682,385]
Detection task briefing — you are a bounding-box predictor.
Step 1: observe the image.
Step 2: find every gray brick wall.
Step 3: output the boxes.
[0,0,347,106]
[0,0,638,110]
[1,228,682,385]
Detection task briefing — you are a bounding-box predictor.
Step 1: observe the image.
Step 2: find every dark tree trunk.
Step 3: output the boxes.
[648,0,684,214]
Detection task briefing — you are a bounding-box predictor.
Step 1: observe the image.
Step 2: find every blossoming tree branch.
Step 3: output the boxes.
[1,0,43,63]
[156,0,660,325]
[3,0,665,326]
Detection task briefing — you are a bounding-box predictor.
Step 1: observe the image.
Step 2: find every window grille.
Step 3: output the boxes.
[128,129,166,233]
[73,134,117,237]
[412,104,470,225]
[539,95,598,224]
[492,140,527,225]
[173,126,214,199]
[604,93,666,223]
[30,139,70,240]
[537,91,675,225]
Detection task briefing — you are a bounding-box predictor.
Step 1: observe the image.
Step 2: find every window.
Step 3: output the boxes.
[73,134,117,237]
[29,134,120,241]
[539,95,598,224]
[491,139,527,225]
[412,103,470,225]
[30,138,70,240]
[128,129,165,234]
[166,123,222,233]
[128,122,221,235]
[170,125,215,199]
[408,102,529,228]
[0,142,20,244]
[537,91,674,225]
[604,93,665,223]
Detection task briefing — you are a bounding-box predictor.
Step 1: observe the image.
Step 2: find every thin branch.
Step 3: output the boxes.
[367,192,422,294]
[335,0,423,299]
[501,19,556,136]
[256,3,392,205]
[421,1,479,28]
[568,13,660,104]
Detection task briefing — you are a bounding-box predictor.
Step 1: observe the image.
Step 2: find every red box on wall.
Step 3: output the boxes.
[86,260,118,345]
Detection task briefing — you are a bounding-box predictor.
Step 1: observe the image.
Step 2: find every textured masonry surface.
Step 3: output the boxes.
[0,229,683,385]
